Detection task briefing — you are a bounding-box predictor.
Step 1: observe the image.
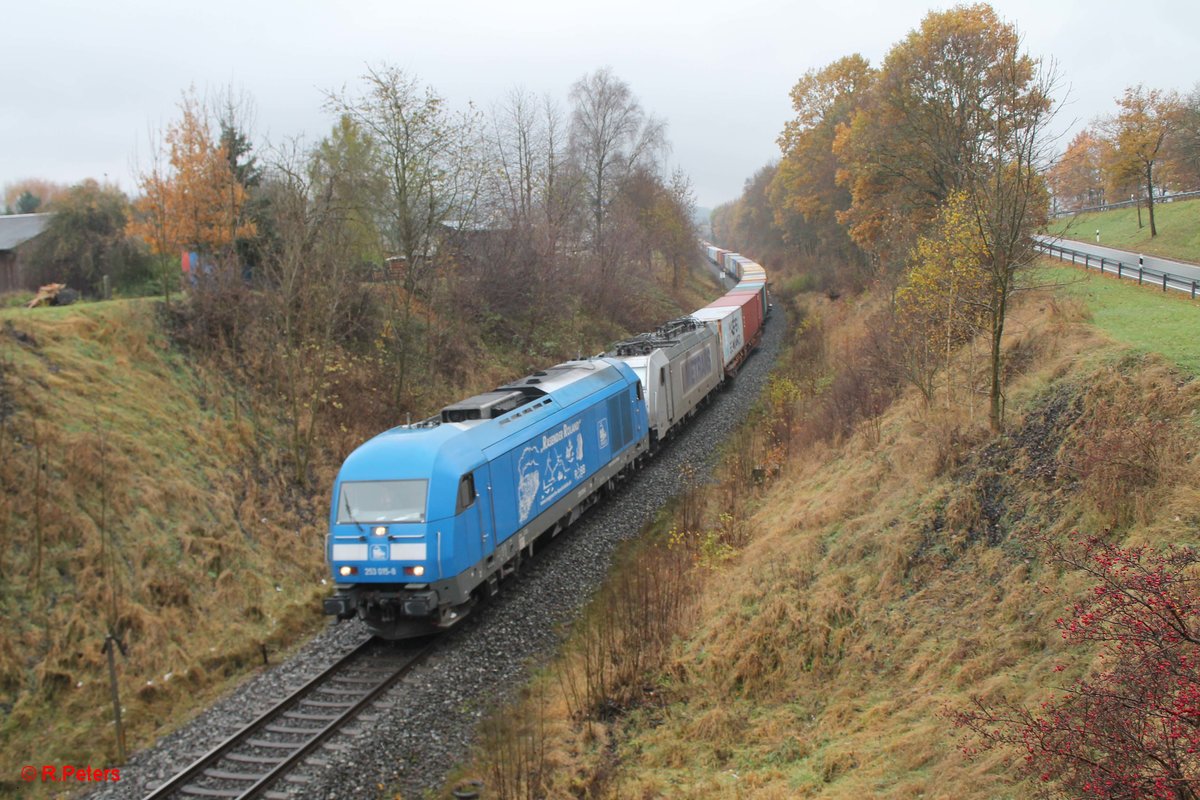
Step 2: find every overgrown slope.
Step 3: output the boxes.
[451,265,1200,798]
[615,301,1198,797]
[0,299,330,790]
[0,258,722,797]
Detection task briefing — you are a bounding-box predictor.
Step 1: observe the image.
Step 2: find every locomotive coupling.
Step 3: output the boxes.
[323,595,356,620]
[402,591,439,617]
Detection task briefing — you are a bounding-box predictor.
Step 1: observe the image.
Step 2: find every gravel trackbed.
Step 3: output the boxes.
[86,303,786,800]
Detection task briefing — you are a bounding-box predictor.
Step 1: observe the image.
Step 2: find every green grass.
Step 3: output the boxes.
[1049,197,1200,264]
[1036,262,1200,375]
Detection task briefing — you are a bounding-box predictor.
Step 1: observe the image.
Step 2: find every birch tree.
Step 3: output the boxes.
[325,65,483,405]
[568,68,666,270]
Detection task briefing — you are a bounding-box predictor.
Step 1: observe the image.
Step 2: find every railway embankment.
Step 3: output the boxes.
[0,255,722,799]
[0,299,323,785]
[0,299,337,796]
[447,268,1200,798]
[79,287,787,800]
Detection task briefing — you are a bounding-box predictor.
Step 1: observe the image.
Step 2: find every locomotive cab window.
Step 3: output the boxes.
[456,474,476,514]
[338,479,427,524]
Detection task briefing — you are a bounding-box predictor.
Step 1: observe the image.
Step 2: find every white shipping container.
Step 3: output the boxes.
[734,256,755,280]
[692,306,745,369]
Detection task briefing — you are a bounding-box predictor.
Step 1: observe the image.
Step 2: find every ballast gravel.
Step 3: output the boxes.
[85,287,786,800]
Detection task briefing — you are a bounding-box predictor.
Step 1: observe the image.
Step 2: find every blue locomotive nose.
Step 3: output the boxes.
[329,511,442,578]
[329,528,434,579]
[328,470,440,581]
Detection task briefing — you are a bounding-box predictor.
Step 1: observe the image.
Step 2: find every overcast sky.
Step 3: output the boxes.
[2,0,1197,209]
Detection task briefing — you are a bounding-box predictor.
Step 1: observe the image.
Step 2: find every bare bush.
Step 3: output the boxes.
[1067,379,1188,527]
[474,683,550,800]
[559,537,696,721]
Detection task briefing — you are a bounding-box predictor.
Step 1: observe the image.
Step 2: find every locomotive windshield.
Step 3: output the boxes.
[337,480,428,523]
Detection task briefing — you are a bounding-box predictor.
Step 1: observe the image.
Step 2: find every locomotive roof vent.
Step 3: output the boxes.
[440,390,528,423]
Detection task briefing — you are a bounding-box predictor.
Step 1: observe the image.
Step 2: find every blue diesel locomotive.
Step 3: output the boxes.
[325,244,769,639]
[324,358,649,638]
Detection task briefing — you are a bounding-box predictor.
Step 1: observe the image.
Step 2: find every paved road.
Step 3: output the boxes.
[1035,235,1200,290]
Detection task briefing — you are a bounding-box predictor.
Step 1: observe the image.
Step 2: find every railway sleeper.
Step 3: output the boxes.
[301,699,357,708]
[180,785,241,798]
[202,769,264,782]
[318,685,378,696]
[265,723,323,735]
[282,710,339,722]
[333,673,392,684]
[224,753,285,765]
[247,737,306,750]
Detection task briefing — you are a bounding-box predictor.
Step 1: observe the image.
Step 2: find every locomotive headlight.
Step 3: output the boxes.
[372,526,387,537]
[411,565,425,577]
[339,566,355,577]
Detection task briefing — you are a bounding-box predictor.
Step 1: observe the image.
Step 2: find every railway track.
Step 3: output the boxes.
[143,637,434,800]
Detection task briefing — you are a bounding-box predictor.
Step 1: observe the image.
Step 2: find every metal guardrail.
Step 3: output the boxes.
[1053,190,1200,217]
[1035,241,1200,300]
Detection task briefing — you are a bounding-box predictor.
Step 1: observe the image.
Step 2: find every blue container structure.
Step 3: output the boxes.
[324,358,649,638]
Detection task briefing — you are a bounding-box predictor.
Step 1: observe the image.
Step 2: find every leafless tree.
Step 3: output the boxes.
[667,168,699,288]
[962,57,1060,431]
[325,64,484,405]
[489,87,545,225]
[568,68,667,264]
[257,140,371,484]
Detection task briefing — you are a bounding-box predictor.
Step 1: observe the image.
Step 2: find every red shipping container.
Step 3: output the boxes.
[706,290,763,346]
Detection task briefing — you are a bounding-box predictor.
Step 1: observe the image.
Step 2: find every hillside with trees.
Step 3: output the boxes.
[449,6,1200,798]
[0,67,717,786]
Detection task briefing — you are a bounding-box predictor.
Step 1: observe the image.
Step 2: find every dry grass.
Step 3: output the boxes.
[446,277,1200,799]
[0,300,334,794]
[610,290,1198,798]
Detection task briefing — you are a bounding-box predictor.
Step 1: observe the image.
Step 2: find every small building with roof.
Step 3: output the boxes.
[0,213,52,293]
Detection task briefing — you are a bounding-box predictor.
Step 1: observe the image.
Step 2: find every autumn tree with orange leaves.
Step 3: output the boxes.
[2,178,70,215]
[1164,85,1200,189]
[834,4,1055,430]
[1098,85,1182,237]
[128,90,257,302]
[834,4,1050,274]
[771,54,873,273]
[1048,130,1106,212]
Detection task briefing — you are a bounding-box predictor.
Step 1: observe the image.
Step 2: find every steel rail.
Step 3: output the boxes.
[143,637,434,800]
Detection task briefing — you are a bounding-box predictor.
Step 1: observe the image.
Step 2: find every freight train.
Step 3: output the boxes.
[323,244,770,638]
